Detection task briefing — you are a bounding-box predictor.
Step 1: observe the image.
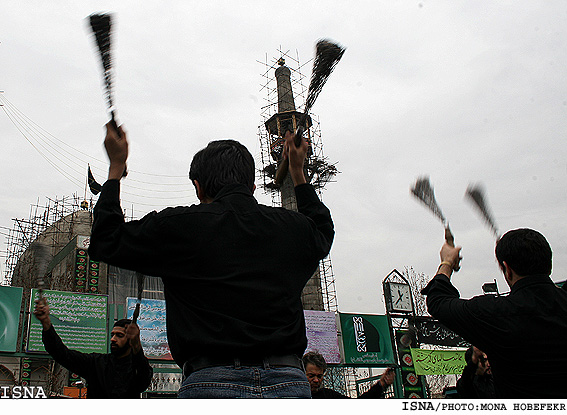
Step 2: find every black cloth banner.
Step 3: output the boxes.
[88,165,102,195]
[414,317,470,348]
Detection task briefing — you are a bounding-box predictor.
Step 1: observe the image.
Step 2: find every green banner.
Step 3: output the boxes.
[28,289,108,353]
[339,313,395,365]
[410,348,466,375]
[0,286,23,352]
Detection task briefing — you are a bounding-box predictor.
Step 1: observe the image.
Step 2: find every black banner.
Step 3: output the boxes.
[88,165,102,195]
[414,317,470,348]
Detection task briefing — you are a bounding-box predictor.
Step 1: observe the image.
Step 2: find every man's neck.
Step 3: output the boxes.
[114,348,132,359]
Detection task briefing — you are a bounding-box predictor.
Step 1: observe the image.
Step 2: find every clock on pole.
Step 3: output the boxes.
[386,282,413,313]
[383,270,414,314]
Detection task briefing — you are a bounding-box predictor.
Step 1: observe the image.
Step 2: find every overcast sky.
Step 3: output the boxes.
[1,1,566,315]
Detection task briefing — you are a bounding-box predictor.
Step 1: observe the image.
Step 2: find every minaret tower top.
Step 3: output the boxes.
[275,58,295,113]
[264,60,311,165]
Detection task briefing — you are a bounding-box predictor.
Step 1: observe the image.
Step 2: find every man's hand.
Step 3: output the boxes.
[283,130,307,186]
[379,367,395,388]
[125,322,142,355]
[104,122,128,180]
[33,298,52,331]
[438,241,462,277]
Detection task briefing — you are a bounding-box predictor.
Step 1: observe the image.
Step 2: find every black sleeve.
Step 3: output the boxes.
[420,274,499,352]
[42,325,96,378]
[88,180,164,275]
[358,381,385,398]
[421,274,464,320]
[131,350,154,393]
[294,183,334,259]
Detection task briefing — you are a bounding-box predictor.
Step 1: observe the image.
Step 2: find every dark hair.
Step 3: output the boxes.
[464,347,474,365]
[495,228,552,276]
[302,351,327,371]
[113,318,132,328]
[189,140,255,199]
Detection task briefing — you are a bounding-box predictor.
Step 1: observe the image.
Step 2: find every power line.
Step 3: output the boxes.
[1,93,199,208]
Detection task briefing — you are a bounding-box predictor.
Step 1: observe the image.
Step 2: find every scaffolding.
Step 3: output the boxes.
[257,48,339,200]
[257,47,338,313]
[1,194,95,287]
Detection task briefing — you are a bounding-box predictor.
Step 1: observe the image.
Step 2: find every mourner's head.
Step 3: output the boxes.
[110,319,132,356]
[495,228,552,284]
[189,140,255,202]
[466,346,492,377]
[302,352,327,393]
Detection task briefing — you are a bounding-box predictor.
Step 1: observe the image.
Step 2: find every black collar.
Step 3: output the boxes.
[510,274,554,293]
[213,183,254,201]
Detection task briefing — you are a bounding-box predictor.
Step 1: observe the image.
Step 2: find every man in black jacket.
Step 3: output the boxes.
[422,228,567,398]
[33,298,153,398]
[88,124,334,398]
[456,346,495,398]
[303,352,394,398]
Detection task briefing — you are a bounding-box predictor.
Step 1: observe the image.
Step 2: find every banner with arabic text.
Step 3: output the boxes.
[410,348,466,375]
[414,316,470,347]
[28,289,108,353]
[304,310,341,363]
[127,297,172,360]
[339,313,395,366]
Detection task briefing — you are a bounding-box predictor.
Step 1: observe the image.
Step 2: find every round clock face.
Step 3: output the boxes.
[389,282,412,312]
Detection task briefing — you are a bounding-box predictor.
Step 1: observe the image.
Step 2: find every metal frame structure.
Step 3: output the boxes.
[257,47,338,313]
[2,195,94,286]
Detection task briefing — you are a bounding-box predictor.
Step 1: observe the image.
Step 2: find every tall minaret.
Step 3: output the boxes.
[264,58,324,310]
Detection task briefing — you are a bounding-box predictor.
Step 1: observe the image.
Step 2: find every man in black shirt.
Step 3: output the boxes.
[303,352,394,398]
[33,298,153,398]
[422,228,567,398]
[88,124,334,398]
[456,346,495,398]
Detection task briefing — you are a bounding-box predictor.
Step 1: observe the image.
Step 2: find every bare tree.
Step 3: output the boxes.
[402,266,429,317]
